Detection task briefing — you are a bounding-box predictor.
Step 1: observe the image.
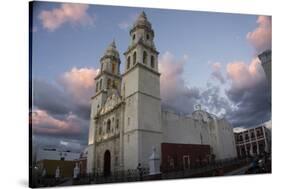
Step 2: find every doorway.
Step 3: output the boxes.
[103,150,111,177]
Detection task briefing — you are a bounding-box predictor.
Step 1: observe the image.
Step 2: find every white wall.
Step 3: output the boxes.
[162,110,237,161]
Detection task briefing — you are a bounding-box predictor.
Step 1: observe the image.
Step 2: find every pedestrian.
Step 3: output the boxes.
[137,163,143,181]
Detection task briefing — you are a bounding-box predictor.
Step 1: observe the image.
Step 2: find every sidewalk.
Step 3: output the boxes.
[225,164,252,176]
[57,179,73,186]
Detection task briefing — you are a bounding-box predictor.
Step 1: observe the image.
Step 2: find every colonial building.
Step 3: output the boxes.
[234,124,271,158]
[258,49,272,94]
[87,12,237,175]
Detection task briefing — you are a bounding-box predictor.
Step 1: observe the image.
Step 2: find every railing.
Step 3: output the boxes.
[31,158,250,187]
[89,168,150,184]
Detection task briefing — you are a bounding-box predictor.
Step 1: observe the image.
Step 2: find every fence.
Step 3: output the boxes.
[32,158,250,187]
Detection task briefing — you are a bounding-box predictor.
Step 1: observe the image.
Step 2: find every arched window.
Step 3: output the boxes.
[133,52,136,65]
[112,80,117,89]
[99,79,102,90]
[127,56,131,70]
[116,119,119,130]
[107,79,111,89]
[112,63,116,73]
[107,119,111,133]
[96,82,99,92]
[143,51,147,64]
[133,34,136,40]
[151,55,155,68]
[99,127,102,135]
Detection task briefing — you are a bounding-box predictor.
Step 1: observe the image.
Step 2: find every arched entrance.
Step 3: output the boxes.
[103,150,111,177]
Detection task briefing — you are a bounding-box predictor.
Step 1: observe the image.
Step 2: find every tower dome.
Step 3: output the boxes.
[132,11,152,29]
[103,40,120,59]
[130,11,154,36]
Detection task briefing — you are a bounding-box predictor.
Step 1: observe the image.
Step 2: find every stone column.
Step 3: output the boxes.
[119,103,125,171]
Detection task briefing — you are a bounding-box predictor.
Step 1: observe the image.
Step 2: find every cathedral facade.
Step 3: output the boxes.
[87,12,237,174]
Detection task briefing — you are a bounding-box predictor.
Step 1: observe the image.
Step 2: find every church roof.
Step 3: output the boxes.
[102,40,120,59]
[130,11,153,35]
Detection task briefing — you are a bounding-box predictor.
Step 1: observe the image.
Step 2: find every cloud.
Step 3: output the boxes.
[59,67,99,107]
[33,79,72,116]
[247,16,272,54]
[118,22,130,30]
[199,83,232,117]
[38,3,95,31]
[32,109,84,137]
[211,62,225,84]
[118,13,138,30]
[159,51,200,114]
[225,57,271,127]
[226,57,265,102]
[32,67,99,151]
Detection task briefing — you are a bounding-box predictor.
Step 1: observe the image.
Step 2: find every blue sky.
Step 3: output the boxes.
[31,1,271,151]
[32,1,257,88]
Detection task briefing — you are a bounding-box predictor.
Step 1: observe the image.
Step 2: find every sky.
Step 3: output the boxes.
[30,1,272,152]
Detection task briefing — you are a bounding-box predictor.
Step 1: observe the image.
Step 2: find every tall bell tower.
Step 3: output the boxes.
[87,40,121,173]
[122,11,162,169]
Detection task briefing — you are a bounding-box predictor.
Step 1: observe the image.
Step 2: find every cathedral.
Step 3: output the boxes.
[87,12,237,175]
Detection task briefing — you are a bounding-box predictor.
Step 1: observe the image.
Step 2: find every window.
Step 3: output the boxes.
[112,63,116,73]
[151,56,155,68]
[96,82,99,92]
[112,80,116,89]
[99,127,102,135]
[128,117,130,126]
[107,79,111,89]
[116,119,119,130]
[133,34,136,40]
[133,52,136,65]
[127,56,131,70]
[107,119,111,133]
[143,51,147,64]
[146,34,149,40]
[99,79,102,90]
[251,132,255,139]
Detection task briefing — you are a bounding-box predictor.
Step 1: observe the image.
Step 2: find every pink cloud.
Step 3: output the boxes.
[226,57,265,91]
[159,52,200,113]
[32,109,81,136]
[59,67,99,106]
[211,62,225,84]
[38,3,94,31]
[159,51,186,100]
[247,16,272,54]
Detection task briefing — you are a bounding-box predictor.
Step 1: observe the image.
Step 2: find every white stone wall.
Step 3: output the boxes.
[95,138,120,172]
[86,144,94,173]
[161,110,237,161]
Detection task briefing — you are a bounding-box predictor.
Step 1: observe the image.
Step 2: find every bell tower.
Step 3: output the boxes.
[122,11,162,170]
[87,40,121,173]
[124,11,159,72]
